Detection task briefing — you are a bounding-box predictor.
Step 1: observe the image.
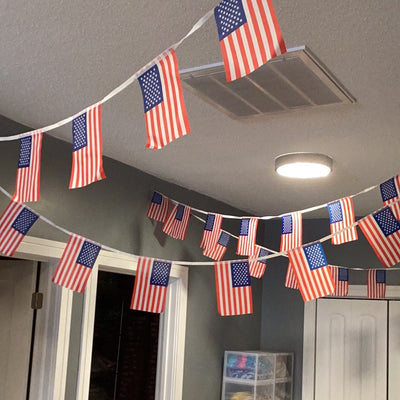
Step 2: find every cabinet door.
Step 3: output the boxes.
[315,299,387,400]
[388,301,400,400]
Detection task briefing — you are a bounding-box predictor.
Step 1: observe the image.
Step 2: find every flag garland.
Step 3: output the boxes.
[147,191,169,222]
[138,49,190,149]
[200,213,223,250]
[330,266,349,297]
[12,132,43,203]
[162,204,191,240]
[203,230,230,260]
[0,201,39,256]
[131,257,172,313]
[214,0,286,82]
[380,175,400,220]
[237,217,258,256]
[367,269,386,299]
[249,245,268,278]
[284,264,298,289]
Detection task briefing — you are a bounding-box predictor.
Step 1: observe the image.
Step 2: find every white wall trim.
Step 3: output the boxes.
[302,286,400,400]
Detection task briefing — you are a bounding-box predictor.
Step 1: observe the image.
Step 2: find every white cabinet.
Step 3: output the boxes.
[221,351,293,400]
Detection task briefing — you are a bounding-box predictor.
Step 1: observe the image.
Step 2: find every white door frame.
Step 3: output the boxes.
[14,235,188,400]
[302,286,400,400]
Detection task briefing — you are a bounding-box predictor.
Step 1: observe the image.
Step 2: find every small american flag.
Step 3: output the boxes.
[284,263,298,289]
[237,217,258,256]
[330,266,349,297]
[69,104,106,189]
[358,207,400,268]
[12,132,43,203]
[203,231,230,261]
[52,234,101,293]
[214,260,253,316]
[214,0,286,82]
[280,212,302,251]
[327,197,358,245]
[138,49,190,149]
[131,257,172,313]
[288,242,335,302]
[200,214,223,250]
[162,204,191,240]
[380,176,400,220]
[249,245,268,278]
[367,269,386,299]
[0,201,39,256]
[147,192,169,222]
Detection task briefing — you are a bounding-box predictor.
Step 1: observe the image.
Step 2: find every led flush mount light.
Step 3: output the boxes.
[275,153,333,179]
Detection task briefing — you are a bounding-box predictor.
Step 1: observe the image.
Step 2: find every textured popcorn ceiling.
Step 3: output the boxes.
[0,0,399,217]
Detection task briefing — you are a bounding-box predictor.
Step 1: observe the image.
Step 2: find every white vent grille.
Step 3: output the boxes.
[180,46,356,119]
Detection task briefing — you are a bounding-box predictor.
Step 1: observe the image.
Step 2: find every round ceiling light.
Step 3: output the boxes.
[275,152,333,179]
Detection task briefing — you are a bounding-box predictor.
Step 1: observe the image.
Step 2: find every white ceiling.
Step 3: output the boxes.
[1,0,399,217]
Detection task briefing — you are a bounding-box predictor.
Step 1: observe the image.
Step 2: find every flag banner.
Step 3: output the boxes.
[214,0,286,82]
[131,257,172,313]
[0,201,39,256]
[249,245,268,278]
[52,234,101,293]
[367,269,386,299]
[69,104,106,189]
[203,231,230,261]
[146,191,169,222]
[12,132,43,203]
[237,217,258,256]
[214,260,253,316]
[200,213,223,250]
[284,263,298,289]
[330,266,349,297]
[380,175,400,220]
[288,243,335,302]
[280,212,302,251]
[162,203,191,240]
[138,49,190,149]
[327,197,358,245]
[358,207,400,268]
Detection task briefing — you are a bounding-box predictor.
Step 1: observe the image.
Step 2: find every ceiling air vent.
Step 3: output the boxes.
[180,46,356,119]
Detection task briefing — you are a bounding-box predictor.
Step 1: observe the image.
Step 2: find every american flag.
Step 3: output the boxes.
[327,197,358,245]
[12,132,43,203]
[237,217,258,256]
[200,214,223,250]
[367,269,386,299]
[330,266,349,297]
[138,49,190,149]
[146,192,169,222]
[52,234,101,293]
[358,207,400,268]
[203,231,230,261]
[288,242,335,302]
[280,212,302,251]
[214,260,253,316]
[249,245,268,278]
[380,176,400,220]
[162,204,191,240]
[131,257,172,313]
[284,263,298,289]
[69,104,106,189]
[214,0,286,82]
[0,201,39,256]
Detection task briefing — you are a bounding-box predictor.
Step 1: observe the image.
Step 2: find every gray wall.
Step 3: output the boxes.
[0,115,262,400]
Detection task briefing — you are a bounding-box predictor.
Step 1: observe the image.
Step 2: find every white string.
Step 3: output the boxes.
[0,9,215,142]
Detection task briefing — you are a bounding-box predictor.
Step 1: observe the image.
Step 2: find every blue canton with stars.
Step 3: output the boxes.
[303,243,328,271]
[328,201,343,223]
[240,218,250,236]
[150,261,171,287]
[230,261,251,287]
[338,267,349,282]
[76,241,101,269]
[373,207,400,237]
[72,113,88,152]
[175,205,185,221]
[151,192,162,205]
[205,214,216,231]
[380,178,398,202]
[12,208,39,235]
[218,231,230,247]
[281,215,293,234]
[376,270,386,284]
[214,0,247,41]
[257,248,269,265]
[18,136,32,168]
[138,64,164,113]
